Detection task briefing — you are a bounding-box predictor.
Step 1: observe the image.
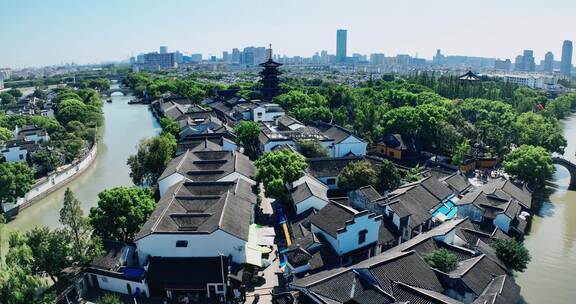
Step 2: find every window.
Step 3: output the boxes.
[176,240,188,247]
[326,178,336,185]
[358,229,368,244]
[257,112,263,117]
[19,154,24,160]
[217,284,224,292]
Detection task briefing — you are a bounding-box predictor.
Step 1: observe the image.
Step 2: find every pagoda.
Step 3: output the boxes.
[458,69,481,82]
[259,44,283,101]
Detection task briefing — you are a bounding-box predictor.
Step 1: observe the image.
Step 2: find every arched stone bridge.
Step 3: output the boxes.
[552,157,576,188]
[105,87,131,96]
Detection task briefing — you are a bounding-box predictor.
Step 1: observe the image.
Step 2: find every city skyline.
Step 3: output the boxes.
[2,0,576,68]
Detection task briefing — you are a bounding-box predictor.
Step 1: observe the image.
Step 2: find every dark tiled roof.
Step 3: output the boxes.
[441,173,473,194]
[90,240,132,271]
[449,255,508,296]
[306,156,365,178]
[159,150,255,182]
[290,175,329,205]
[285,247,313,268]
[407,238,475,262]
[357,186,382,202]
[135,180,255,241]
[309,201,360,238]
[472,275,520,304]
[380,134,416,151]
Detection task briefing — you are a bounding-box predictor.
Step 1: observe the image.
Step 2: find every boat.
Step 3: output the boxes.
[106,98,112,103]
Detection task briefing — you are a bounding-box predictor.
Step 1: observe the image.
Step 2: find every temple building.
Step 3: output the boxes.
[259,45,283,101]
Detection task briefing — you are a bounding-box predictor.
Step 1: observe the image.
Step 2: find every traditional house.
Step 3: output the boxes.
[456,179,531,237]
[135,179,256,266]
[1,139,37,162]
[288,173,329,215]
[252,103,285,122]
[176,133,238,155]
[85,241,148,297]
[305,155,381,189]
[372,133,417,161]
[308,201,382,264]
[14,125,50,143]
[310,121,367,157]
[157,150,255,197]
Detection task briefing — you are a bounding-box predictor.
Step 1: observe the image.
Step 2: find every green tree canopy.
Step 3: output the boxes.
[7,88,23,98]
[0,92,16,105]
[337,160,378,191]
[234,121,261,159]
[452,140,471,166]
[503,145,553,188]
[127,134,176,186]
[297,139,330,158]
[89,187,156,242]
[159,117,180,138]
[376,159,402,193]
[423,248,458,272]
[491,239,531,272]
[0,127,12,141]
[514,112,566,153]
[0,162,35,206]
[255,149,307,199]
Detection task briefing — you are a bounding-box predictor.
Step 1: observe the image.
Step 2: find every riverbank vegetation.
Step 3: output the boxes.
[0,189,103,303]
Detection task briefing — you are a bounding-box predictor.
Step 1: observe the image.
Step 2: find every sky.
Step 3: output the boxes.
[1,0,576,68]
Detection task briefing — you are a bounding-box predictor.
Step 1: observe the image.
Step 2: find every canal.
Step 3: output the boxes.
[3,89,160,236]
[517,113,576,303]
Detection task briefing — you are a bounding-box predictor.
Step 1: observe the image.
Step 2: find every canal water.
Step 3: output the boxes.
[3,89,160,236]
[517,114,576,304]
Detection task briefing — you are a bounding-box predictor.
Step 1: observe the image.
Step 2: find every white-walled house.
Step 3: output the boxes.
[311,122,367,157]
[157,150,256,197]
[1,139,37,162]
[252,103,285,122]
[309,201,382,263]
[288,174,329,215]
[14,125,50,143]
[135,179,256,266]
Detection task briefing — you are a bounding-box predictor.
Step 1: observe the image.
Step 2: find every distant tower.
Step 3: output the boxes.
[561,40,573,76]
[543,51,554,72]
[336,29,347,63]
[160,46,168,54]
[259,44,283,101]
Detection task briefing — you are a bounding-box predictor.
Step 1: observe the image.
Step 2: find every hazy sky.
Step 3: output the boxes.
[1,0,575,68]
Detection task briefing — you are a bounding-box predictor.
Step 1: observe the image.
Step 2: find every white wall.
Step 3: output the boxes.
[494,214,512,233]
[296,197,328,215]
[253,107,285,122]
[2,146,27,162]
[336,214,380,255]
[136,229,247,265]
[158,173,186,197]
[91,273,149,297]
[332,136,367,158]
[2,145,97,213]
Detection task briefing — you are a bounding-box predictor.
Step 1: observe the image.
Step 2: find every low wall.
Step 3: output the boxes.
[2,144,98,215]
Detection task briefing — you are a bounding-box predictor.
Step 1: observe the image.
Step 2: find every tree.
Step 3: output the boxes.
[514,112,566,154]
[96,294,122,304]
[452,140,471,166]
[31,148,64,175]
[60,188,101,264]
[234,121,261,159]
[0,127,12,141]
[0,264,50,304]
[89,187,156,242]
[0,92,16,105]
[338,161,377,191]
[376,159,402,192]
[0,162,35,207]
[503,145,553,188]
[255,149,307,199]
[8,227,72,283]
[423,249,458,272]
[159,117,180,137]
[297,140,329,158]
[127,134,176,186]
[491,239,531,272]
[7,89,23,98]
[402,164,424,183]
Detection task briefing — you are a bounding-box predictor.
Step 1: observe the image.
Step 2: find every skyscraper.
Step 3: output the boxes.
[543,51,554,72]
[336,29,347,63]
[523,50,535,72]
[561,40,573,76]
[160,46,168,54]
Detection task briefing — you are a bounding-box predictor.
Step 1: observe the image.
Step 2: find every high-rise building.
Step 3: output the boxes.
[160,46,168,54]
[543,51,554,72]
[370,53,385,65]
[561,40,573,76]
[138,52,177,71]
[232,48,241,63]
[336,29,347,62]
[433,49,445,65]
[190,54,203,62]
[523,50,535,72]
[222,51,230,62]
[494,59,512,71]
